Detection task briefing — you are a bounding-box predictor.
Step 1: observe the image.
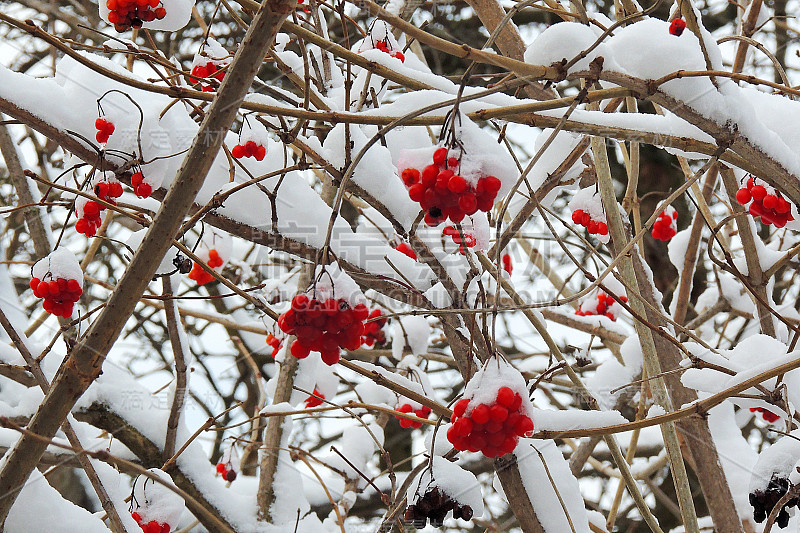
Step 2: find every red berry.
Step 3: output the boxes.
[290,340,310,359]
[669,18,686,36]
[483,175,501,194]
[131,512,142,524]
[571,210,584,224]
[515,416,534,436]
[763,194,778,210]
[447,175,467,193]
[458,193,478,215]
[471,404,490,424]
[136,183,152,198]
[489,404,509,422]
[401,168,420,186]
[433,147,447,166]
[496,387,515,407]
[751,185,767,201]
[231,145,245,158]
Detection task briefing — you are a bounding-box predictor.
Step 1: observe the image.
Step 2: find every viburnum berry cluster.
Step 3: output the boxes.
[95,117,115,143]
[652,206,678,241]
[131,513,171,533]
[106,0,166,32]
[31,249,84,318]
[266,333,282,357]
[362,309,387,347]
[402,147,501,227]
[443,225,477,254]
[669,18,686,36]
[373,39,405,62]
[750,407,780,423]
[394,242,417,260]
[188,249,223,285]
[750,475,799,529]
[395,401,431,429]
[30,276,82,318]
[190,63,225,92]
[405,487,473,528]
[305,388,325,408]
[575,291,627,321]
[571,208,608,237]
[131,171,153,198]
[76,177,123,237]
[735,176,795,228]
[277,294,369,365]
[231,140,266,161]
[215,461,237,482]
[447,386,533,458]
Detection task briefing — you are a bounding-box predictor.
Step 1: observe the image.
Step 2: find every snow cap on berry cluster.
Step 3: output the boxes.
[357,22,402,55]
[406,456,485,518]
[33,248,83,289]
[568,185,611,244]
[191,37,229,70]
[397,113,517,194]
[236,119,271,154]
[99,0,194,32]
[307,262,367,308]
[132,469,185,527]
[749,430,800,493]
[462,357,533,418]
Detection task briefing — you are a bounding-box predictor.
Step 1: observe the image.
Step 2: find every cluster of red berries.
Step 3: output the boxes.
[131,172,153,198]
[394,242,417,260]
[736,177,794,228]
[362,309,387,347]
[402,148,501,226]
[106,0,166,32]
[669,18,686,36]
[215,461,237,482]
[266,333,282,357]
[277,295,370,365]
[395,402,431,429]
[750,407,780,423]
[76,179,123,236]
[651,208,678,241]
[188,249,223,285]
[190,63,226,92]
[30,276,83,318]
[571,209,608,236]
[305,388,325,408]
[502,253,512,274]
[575,292,627,321]
[231,141,266,161]
[447,386,533,458]
[374,40,405,62]
[95,118,115,144]
[443,225,476,254]
[405,487,473,528]
[131,513,171,533]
